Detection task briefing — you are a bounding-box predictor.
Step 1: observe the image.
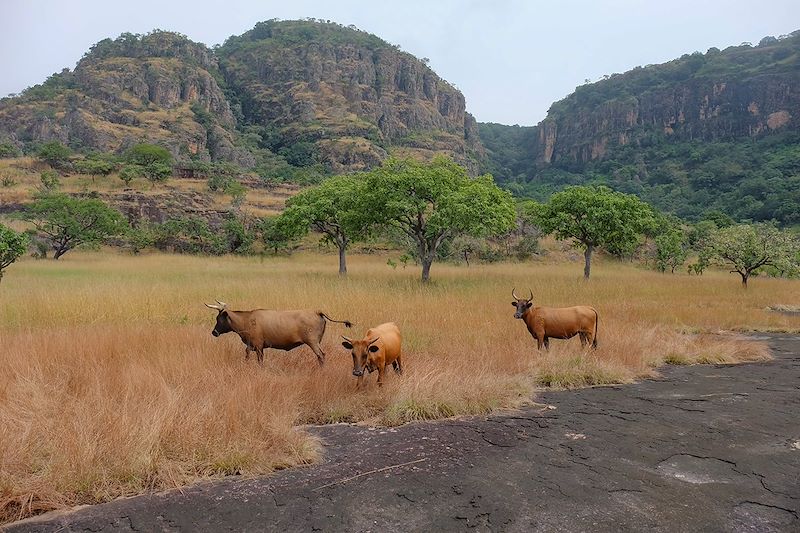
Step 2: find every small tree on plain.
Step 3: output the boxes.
[523,185,656,279]
[364,157,516,282]
[36,141,71,169]
[26,194,128,259]
[704,223,800,287]
[277,175,368,275]
[0,223,28,284]
[655,228,689,273]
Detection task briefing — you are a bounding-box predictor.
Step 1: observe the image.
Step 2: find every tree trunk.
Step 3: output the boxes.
[338,243,347,276]
[583,245,593,279]
[421,257,433,282]
[53,248,66,260]
[0,270,4,284]
[741,272,749,288]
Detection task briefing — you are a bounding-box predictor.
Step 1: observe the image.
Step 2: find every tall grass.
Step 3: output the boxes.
[0,251,790,524]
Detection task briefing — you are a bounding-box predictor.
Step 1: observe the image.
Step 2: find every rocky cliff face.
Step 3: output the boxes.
[527,33,800,166]
[0,21,485,174]
[0,32,248,163]
[217,20,484,172]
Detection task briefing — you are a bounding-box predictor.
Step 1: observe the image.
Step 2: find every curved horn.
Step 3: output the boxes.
[528,288,533,302]
[205,302,223,311]
[341,335,353,343]
[367,337,380,346]
[512,287,519,300]
[215,300,228,309]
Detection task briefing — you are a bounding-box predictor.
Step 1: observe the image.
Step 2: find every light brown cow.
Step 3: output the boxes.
[511,289,598,351]
[205,300,352,365]
[341,322,402,389]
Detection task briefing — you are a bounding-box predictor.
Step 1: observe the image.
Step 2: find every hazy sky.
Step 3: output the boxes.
[2,0,798,125]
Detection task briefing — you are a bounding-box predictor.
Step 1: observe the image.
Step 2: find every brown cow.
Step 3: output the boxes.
[511,289,598,351]
[341,322,402,389]
[205,300,352,365]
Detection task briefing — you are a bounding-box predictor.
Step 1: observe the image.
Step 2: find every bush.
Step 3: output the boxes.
[39,170,60,192]
[124,144,172,167]
[36,141,71,168]
[74,158,115,176]
[0,142,21,158]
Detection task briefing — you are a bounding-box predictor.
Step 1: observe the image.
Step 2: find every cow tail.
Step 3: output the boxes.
[592,308,599,349]
[319,312,353,328]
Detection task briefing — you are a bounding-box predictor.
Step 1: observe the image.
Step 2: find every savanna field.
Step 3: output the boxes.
[1,250,798,524]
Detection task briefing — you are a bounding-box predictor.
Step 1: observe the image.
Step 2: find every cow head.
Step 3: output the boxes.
[342,336,380,377]
[511,288,534,319]
[205,300,231,337]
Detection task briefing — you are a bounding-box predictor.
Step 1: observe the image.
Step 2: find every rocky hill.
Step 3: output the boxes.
[0,20,484,176]
[217,20,484,173]
[480,31,800,223]
[0,32,250,165]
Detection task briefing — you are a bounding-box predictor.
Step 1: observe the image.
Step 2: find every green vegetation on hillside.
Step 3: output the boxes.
[480,31,800,225]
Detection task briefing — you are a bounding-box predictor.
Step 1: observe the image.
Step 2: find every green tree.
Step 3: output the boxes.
[74,158,115,177]
[654,229,688,273]
[124,143,172,166]
[36,141,71,168]
[27,194,128,259]
[124,144,172,184]
[119,164,142,186]
[0,224,28,284]
[524,185,656,279]
[277,175,369,275]
[704,223,800,287]
[39,170,60,192]
[258,217,296,255]
[0,142,21,158]
[364,157,516,282]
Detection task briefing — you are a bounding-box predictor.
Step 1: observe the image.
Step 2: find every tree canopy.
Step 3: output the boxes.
[524,185,656,278]
[702,223,800,287]
[27,194,128,259]
[0,224,28,284]
[277,175,368,275]
[364,156,516,281]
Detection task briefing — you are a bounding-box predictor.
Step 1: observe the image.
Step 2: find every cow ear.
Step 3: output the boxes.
[525,301,533,309]
[511,301,517,307]
[368,345,380,353]
[341,341,353,350]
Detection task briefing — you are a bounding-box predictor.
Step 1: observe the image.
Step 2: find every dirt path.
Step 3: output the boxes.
[9,335,800,532]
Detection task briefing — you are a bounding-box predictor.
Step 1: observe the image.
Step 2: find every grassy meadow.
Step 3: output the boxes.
[1,250,797,524]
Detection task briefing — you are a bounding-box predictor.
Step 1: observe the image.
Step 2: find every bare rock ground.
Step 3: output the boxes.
[8,335,800,532]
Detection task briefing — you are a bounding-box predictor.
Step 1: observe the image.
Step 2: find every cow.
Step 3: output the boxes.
[511,289,598,351]
[341,322,402,389]
[205,300,352,366]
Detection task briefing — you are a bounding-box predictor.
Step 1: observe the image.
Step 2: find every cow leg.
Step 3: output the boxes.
[543,337,550,351]
[244,347,252,361]
[308,343,326,366]
[392,355,403,375]
[257,348,265,365]
[579,333,587,348]
[377,365,386,387]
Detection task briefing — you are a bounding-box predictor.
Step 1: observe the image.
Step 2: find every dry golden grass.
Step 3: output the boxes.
[0,250,793,524]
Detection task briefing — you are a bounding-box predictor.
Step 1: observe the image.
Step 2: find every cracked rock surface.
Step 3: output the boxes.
[9,335,800,532]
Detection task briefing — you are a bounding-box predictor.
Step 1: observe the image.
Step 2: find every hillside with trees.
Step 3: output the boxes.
[480,31,800,224]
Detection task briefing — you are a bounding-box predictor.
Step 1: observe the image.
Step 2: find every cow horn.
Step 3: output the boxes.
[215,300,228,309]
[528,289,533,302]
[205,302,222,311]
[367,337,380,346]
[512,287,519,300]
[341,335,352,343]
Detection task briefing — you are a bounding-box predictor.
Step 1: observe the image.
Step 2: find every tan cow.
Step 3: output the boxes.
[205,300,352,365]
[341,322,402,388]
[511,289,598,351]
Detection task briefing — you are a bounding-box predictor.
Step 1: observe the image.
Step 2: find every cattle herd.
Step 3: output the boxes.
[206,289,599,389]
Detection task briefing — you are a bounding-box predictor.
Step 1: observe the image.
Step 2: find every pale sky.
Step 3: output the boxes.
[1,0,798,125]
